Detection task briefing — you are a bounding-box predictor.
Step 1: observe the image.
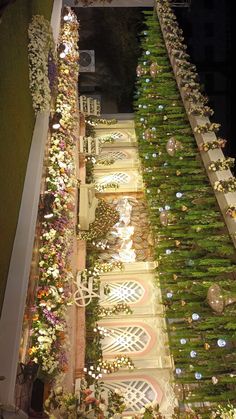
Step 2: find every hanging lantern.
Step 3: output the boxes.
[136,64,147,77]
[166,137,182,156]
[150,62,159,78]
[136,64,142,77]
[160,210,169,226]
[144,128,156,141]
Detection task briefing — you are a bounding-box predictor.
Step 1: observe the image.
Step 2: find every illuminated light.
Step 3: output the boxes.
[176,192,183,198]
[165,249,172,255]
[167,292,173,299]
[59,51,66,59]
[176,368,182,375]
[145,50,151,55]
[180,339,187,345]
[192,313,200,321]
[190,351,197,358]
[145,78,150,83]
[195,372,202,380]
[159,207,164,212]
[165,205,170,210]
[217,339,226,347]
[44,213,54,219]
[52,122,60,130]
[158,105,164,110]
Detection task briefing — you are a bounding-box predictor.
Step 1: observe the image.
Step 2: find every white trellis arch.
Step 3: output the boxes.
[103,379,158,412]
[103,280,145,305]
[101,325,151,354]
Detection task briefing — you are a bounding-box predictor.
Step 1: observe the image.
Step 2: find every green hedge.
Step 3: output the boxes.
[134,9,236,411]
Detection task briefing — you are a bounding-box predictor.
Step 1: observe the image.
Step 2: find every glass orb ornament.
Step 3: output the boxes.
[150,62,159,78]
[167,292,173,299]
[146,50,151,55]
[195,372,202,380]
[192,313,200,321]
[190,351,197,358]
[180,338,187,345]
[217,339,226,347]
[175,368,182,375]
[166,249,172,255]
[158,104,164,111]
[176,192,183,198]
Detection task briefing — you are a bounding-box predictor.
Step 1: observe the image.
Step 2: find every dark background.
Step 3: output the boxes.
[76,0,234,157]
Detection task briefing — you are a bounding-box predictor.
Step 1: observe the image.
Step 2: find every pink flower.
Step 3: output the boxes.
[82,389,92,396]
[84,396,97,404]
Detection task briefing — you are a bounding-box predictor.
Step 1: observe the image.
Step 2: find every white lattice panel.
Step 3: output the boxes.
[103,380,157,412]
[104,281,145,305]
[99,172,130,186]
[97,151,128,162]
[102,325,150,354]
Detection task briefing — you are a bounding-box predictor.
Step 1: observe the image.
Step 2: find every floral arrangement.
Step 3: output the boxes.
[214,177,236,193]
[98,355,135,374]
[27,8,79,377]
[134,403,162,419]
[78,200,119,241]
[199,138,227,151]
[226,205,236,219]
[28,15,56,112]
[45,381,128,419]
[44,385,78,419]
[208,157,235,172]
[98,303,133,317]
[194,122,221,134]
[211,403,236,419]
[95,182,120,192]
[188,104,214,117]
[107,389,126,417]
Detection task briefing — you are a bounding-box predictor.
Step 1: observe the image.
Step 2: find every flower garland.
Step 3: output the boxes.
[28,15,56,113]
[98,355,135,374]
[28,9,79,377]
[208,157,235,172]
[214,178,236,193]
[98,303,133,317]
[188,104,214,117]
[226,205,236,219]
[194,122,221,134]
[199,138,227,151]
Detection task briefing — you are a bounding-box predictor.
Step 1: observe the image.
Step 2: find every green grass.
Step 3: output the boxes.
[0,0,53,314]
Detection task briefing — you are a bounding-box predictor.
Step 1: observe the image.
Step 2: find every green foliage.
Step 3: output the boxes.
[134,8,236,409]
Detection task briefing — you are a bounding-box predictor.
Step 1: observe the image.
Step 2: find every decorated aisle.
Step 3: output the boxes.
[134,0,236,417]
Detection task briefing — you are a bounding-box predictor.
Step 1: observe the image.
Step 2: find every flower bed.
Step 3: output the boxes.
[27,8,79,378]
[135,4,236,414]
[28,15,56,112]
